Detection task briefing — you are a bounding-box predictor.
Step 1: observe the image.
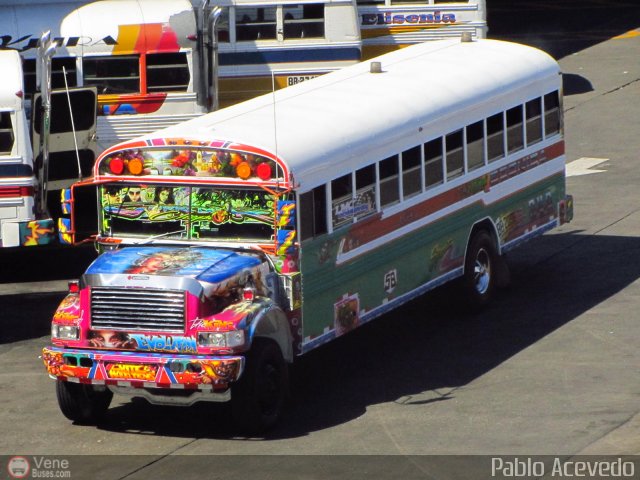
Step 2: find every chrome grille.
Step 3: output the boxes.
[91,287,185,333]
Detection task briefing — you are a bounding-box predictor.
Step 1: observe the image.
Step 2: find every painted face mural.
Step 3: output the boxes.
[88,330,138,349]
[124,248,203,275]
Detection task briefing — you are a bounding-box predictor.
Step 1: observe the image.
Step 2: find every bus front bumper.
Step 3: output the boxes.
[42,346,244,391]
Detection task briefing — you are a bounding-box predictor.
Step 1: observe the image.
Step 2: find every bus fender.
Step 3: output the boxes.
[466,217,510,289]
[247,303,293,363]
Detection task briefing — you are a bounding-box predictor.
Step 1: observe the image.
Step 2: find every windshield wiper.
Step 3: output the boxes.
[134,230,185,245]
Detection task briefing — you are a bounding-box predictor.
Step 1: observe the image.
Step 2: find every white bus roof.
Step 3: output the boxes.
[0,50,23,111]
[121,38,561,191]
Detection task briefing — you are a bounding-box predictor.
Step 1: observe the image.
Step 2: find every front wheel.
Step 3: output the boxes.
[231,339,288,434]
[463,230,498,310]
[56,380,113,424]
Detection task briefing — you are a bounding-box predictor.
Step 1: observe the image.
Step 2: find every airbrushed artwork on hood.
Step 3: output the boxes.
[86,246,262,282]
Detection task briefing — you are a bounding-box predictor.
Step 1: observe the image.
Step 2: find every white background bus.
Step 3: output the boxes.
[48,37,571,430]
[0,44,96,247]
[356,0,487,59]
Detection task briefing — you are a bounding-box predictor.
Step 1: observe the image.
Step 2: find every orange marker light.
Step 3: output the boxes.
[127,157,144,175]
[236,161,252,179]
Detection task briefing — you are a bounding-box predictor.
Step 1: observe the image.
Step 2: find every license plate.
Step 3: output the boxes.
[285,75,318,87]
[105,363,158,381]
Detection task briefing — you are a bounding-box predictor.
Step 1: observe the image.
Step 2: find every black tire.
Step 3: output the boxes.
[231,338,288,434]
[56,380,113,424]
[463,230,498,310]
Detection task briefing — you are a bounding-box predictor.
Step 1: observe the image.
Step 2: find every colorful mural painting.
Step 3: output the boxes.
[42,348,242,387]
[100,148,282,181]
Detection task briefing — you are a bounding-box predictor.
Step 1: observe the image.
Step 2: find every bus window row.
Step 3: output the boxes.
[356,1,472,4]
[219,4,325,42]
[299,90,561,240]
[23,52,190,96]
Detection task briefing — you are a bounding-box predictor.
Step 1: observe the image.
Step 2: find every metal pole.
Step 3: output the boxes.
[36,31,57,218]
[207,6,222,111]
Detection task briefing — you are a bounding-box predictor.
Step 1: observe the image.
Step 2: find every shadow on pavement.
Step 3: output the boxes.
[0,244,97,284]
[488,0,640,59]
[563,73,594,96]
[90,231,640,439]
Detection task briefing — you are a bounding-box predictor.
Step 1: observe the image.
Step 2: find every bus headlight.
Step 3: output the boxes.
[52,324,79,340]
[198,330,245,348]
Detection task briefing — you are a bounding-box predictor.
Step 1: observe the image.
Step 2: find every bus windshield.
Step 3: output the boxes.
[100,184,276,242]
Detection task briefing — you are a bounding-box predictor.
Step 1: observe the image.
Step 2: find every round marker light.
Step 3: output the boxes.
[236,161,252,180]
[127,157,144,175]
[109,156,124,175]
[256,162,272,180]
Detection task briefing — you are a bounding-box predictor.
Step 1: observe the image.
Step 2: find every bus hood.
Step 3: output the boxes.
[83,246,262,292]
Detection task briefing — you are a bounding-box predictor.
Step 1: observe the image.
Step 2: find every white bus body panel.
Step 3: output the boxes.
[120,39,560,191]
[0,50,41,247]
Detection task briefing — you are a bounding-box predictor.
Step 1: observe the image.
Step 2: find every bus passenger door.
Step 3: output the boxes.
[31,87,98,239]
[31,87,98,192]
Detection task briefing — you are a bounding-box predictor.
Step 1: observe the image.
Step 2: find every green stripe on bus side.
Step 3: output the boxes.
[299,173,565,340]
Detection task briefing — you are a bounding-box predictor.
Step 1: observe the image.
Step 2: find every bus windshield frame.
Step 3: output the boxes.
[100,183,279,243]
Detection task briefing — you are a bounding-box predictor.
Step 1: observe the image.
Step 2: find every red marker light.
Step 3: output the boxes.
[68,280,80,293]
[256,162,272,180]
[109,156,124,175]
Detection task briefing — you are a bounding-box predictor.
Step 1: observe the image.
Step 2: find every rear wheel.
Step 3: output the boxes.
[463,230,498,310]
[56,380,113,424]
[231,339,288,434]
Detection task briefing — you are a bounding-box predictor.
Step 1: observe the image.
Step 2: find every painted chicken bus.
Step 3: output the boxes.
[43,37,572,432]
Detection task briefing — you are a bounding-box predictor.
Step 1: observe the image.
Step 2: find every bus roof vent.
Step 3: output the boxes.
[370,61,383,74]
[461,32,473,43]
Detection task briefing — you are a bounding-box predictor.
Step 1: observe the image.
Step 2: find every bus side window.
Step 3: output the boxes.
[424,137,444,189]
[146,53,190,93]
[379,154,399,208]
[466,120,485,172]
[236,7,277,41]
[52,57,77,90]
[356,164,376,219]
[23,57,77,95]
[217,8,230,42]
[331,173,353,228]
[283,4,325,39]
[83,55,140,94]
[299,184,327,241]
[544,91,561,137]
[0,112,14,155]
[506,105,524,153]
[486,112,505,163]
[445,129,464,180]
[526,97,543,146]
[402,145,422,199]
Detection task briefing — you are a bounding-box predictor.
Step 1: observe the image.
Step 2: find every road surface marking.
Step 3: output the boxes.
[566,157,608,177]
